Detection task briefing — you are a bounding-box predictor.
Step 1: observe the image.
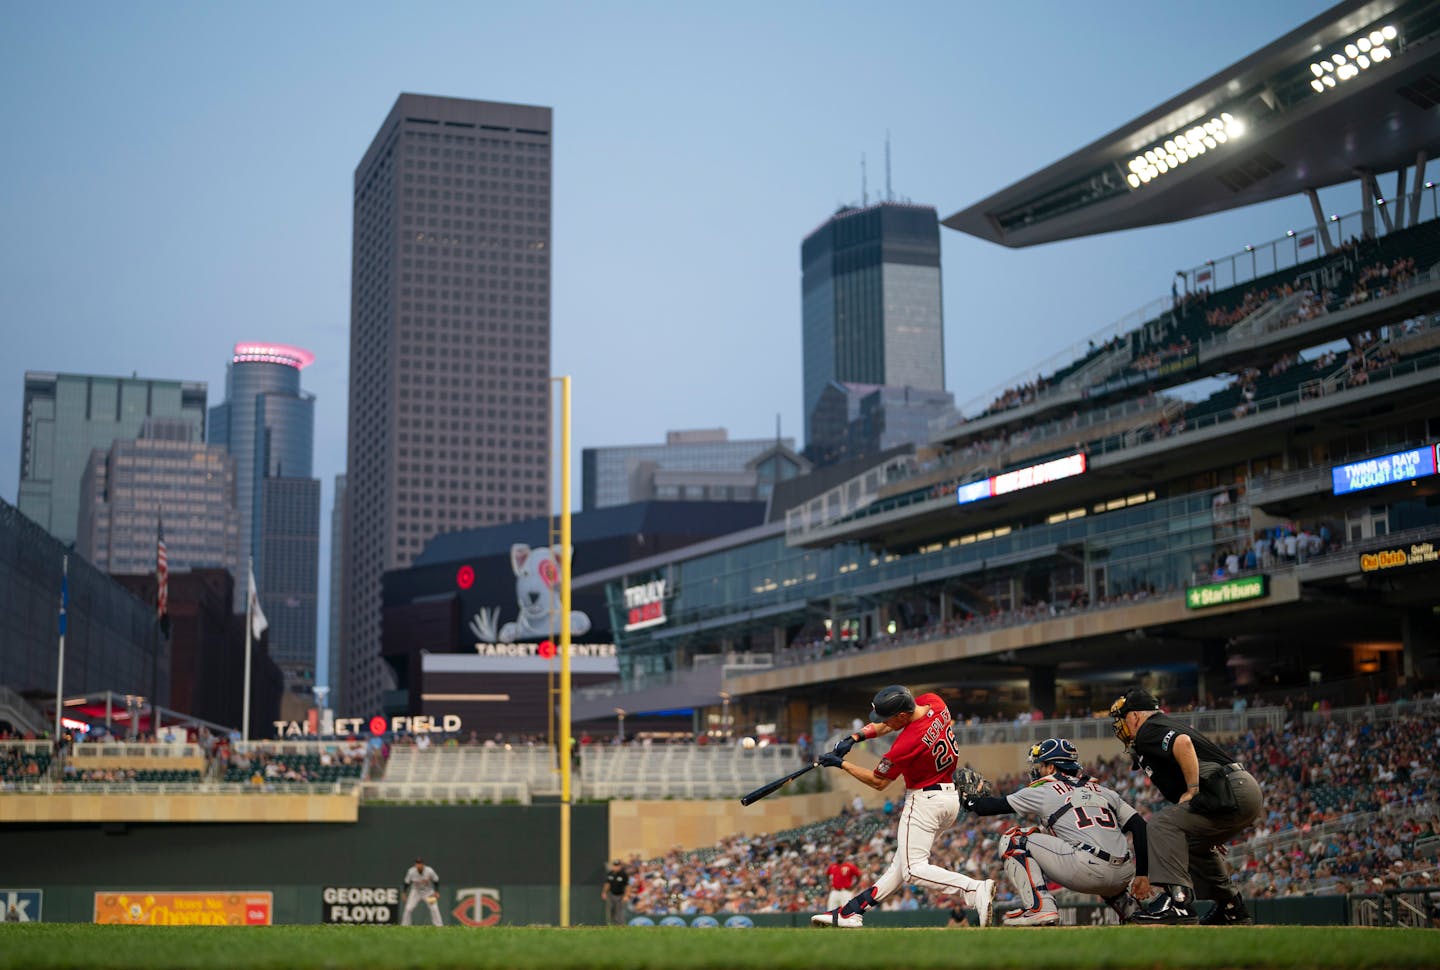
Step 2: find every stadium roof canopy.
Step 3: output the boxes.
[945,0,1440,247]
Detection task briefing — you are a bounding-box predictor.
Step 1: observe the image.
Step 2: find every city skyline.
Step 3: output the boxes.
[2,1,1349,702]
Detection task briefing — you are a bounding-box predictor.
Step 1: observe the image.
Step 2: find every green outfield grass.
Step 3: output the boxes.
[2,924,1439,970]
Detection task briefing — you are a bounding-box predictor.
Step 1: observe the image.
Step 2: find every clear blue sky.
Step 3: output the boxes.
[1,1,1355,686]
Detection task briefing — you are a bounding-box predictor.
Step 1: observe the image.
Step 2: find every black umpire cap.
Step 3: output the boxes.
[1110,688,1159,716]
[870,685,916,722]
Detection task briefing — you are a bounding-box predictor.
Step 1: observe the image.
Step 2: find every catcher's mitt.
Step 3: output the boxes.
[953,766,992,800]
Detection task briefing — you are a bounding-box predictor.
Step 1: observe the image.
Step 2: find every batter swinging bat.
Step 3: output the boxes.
[739,762,819,806]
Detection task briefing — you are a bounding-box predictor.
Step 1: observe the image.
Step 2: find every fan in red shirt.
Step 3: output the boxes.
[824,857,862,910]
[810,685,995,928]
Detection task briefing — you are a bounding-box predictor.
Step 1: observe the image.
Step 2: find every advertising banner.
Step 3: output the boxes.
[322,887,401,924]
[93,891,273,925]
[1,889,42,922]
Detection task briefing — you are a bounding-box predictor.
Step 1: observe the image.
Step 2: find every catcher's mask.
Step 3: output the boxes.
[1108,688,1159,744]
[1027,737,1081,781]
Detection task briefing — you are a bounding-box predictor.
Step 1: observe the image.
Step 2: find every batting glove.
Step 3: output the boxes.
[833,736,857,757]
[817,751,845,768]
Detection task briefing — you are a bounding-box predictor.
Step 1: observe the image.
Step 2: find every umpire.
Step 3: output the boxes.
[1109,689,1262,925]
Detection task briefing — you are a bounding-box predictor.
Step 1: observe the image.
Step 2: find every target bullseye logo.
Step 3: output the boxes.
[369,716,388,735]
[537,640,556,659]
[456,565,474,590]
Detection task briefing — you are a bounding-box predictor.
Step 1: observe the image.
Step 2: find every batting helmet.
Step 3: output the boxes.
[870,685,916,722]
[1027,737,1081,780]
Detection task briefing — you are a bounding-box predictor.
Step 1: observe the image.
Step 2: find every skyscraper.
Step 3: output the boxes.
[18,372,207,545]
[209,343,320,693]
[800,202,946,450]
[342,93,553,714]
[76,418,239,576]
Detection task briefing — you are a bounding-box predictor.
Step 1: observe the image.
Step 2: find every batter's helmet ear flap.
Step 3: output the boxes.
[870,685,916,722]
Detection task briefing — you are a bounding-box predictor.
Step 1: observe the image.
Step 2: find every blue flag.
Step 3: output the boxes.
[59,572,68,637]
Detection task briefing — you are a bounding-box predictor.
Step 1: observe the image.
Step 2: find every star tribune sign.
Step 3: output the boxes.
[1184,575,1268,610]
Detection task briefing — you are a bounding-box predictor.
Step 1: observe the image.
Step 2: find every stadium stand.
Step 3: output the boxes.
[615,698,1440,915]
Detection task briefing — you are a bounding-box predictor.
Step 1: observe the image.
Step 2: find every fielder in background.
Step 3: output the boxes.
[824,855,862,911]
[603,859,632,925]
[810,685,995,928]
[1110,688,1264,925]
[962,738,1147,926]
[401,857,444,926]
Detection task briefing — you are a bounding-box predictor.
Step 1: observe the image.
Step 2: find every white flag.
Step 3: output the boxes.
[248,565,269,639]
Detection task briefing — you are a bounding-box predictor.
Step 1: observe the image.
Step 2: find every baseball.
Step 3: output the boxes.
[741,737,756,749]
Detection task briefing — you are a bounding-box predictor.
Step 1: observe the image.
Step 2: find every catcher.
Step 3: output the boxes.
[959,739,1147,926]
[402,857,444,926]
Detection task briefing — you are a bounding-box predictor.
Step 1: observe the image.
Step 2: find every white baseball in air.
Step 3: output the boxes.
[741,737,756,749]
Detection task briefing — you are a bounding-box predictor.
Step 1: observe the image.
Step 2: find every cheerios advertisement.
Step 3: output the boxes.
[93,892,273,925]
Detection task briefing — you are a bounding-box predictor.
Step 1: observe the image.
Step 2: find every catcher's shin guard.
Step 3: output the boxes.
[1000,835,1046,912]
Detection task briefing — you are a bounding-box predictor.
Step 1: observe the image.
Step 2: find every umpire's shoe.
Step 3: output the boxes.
[1199,895,1252,925]
[1127,891,1197,925]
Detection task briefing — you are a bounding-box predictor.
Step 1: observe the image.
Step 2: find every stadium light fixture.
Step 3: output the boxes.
[1126,112,1243,189]
[1308,23,1397,94]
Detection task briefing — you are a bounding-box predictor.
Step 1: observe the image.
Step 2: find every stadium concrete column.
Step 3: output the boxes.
[1026,666,1055,718]
[1401,608,1439,680]
[1199,640,1229,707]
[1306,189,1335,256]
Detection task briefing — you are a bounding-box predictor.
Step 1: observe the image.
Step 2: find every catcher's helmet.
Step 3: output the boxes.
[1027,737,1081,780]
[870,684,916,722]
[1108,688,1159,743]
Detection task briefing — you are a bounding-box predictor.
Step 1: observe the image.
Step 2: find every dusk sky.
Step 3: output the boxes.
[2,1,1357,685]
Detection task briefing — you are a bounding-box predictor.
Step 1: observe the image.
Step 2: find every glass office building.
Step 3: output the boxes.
[77,418,239,577]
[209,343,319,692]
[583,429,801,511]
[801,203,946,451]
[18,372,207,546]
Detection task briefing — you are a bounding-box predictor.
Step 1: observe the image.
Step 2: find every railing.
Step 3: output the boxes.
[1180,189,1440,295]
[70,742,203,760]
[0,740,52,758]
[1,779,360,795]
[0,686,47,737]
[360,780,530,805]
[950,706,1284,748]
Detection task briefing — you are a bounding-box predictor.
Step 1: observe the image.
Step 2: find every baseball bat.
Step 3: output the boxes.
[739,762,819,806]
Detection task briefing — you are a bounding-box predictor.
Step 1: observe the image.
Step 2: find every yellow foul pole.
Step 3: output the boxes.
[558,374,573,927]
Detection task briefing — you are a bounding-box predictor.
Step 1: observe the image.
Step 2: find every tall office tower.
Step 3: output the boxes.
[209,343,320,693]
[583,428,805,511]
[800,202,946,450]
[326,473,346,711]
[19,372,207,545]
[342,93,553,714]
[77,418,239,575]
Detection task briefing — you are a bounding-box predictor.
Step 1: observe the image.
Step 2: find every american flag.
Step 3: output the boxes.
[156,516,170,636]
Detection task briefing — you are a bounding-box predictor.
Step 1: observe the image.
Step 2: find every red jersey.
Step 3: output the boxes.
[826,861,861,890]
[872,692,957,790]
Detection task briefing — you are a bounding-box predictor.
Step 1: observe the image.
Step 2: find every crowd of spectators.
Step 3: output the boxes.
[618,697,1440,915]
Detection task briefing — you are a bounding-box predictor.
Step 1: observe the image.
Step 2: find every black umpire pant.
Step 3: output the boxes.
[1147,764,1263,900]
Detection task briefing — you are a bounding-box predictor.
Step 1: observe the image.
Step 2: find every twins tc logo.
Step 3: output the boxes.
[451,887,502,926]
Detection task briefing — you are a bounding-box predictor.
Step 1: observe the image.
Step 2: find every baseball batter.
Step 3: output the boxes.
[965,738,1147,926]
[824,856,862,911]
[810,685,995,928]
[402,857,444,926]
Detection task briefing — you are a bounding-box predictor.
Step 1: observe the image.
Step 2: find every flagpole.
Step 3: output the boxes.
[54,555,68,741]
[243,555,253,744]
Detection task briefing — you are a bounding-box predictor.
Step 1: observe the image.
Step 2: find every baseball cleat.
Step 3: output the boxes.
[1127,894,1196,925]
[1002,905,1060,927]
[972,879,995,927]
[1198,896,1252,925]
[810,909,863,928]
